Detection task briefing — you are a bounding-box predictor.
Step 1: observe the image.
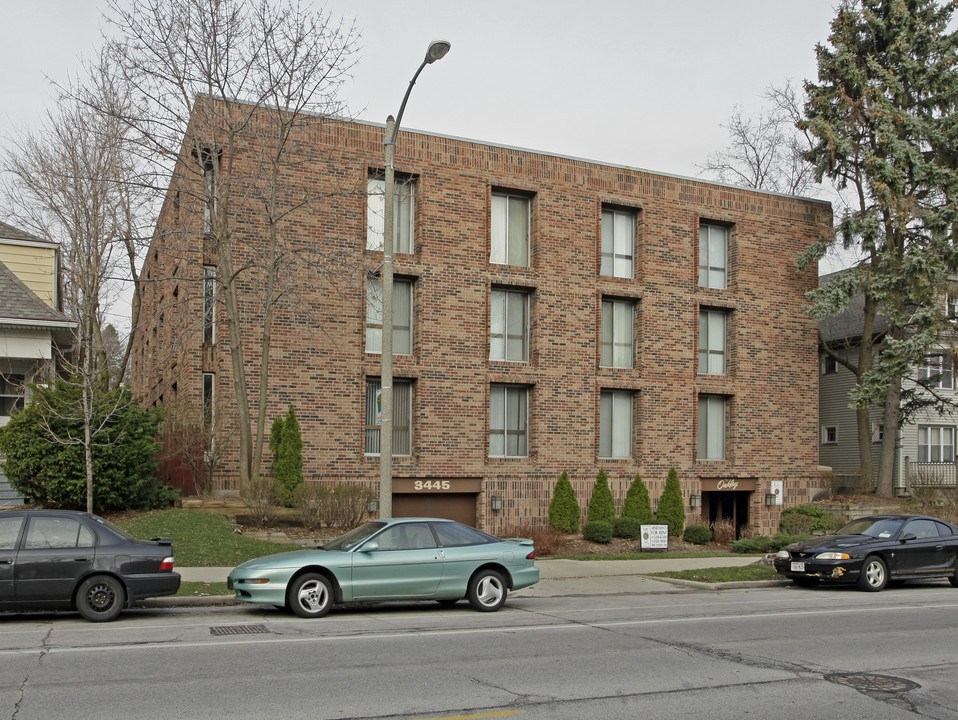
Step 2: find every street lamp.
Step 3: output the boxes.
[380,40,451,519]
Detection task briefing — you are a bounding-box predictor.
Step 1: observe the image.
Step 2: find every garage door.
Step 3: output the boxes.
[392,493,477,527]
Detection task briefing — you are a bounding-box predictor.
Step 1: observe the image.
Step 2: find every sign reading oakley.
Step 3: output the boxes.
[701,478,757,492]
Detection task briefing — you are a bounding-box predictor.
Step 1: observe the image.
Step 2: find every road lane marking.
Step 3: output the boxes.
[410,712,524,720]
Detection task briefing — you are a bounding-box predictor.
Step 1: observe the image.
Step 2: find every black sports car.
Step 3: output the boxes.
[774,514,958,592]
[0,509,180,621]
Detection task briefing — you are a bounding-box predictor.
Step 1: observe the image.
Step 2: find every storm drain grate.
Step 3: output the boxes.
[825,673,920,694]
[209,624,270,637]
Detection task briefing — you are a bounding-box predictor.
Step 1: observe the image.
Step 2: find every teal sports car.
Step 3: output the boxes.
[227,517,539,617]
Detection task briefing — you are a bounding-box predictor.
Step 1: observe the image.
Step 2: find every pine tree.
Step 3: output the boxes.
[586,469,616,525]
[622,473,654,525]
[657,468,686,537]
[273,405,304,507]
[801,0,958,496]
[548,471,581,534]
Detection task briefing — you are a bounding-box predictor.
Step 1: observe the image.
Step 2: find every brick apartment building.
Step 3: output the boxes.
[132,103,832,535]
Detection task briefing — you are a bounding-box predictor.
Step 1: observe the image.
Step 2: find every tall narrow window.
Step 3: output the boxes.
[202,155,219,235]
[365,379,412,456]
[202,373,215,430]
[365,277,413,355]
[490,288,529,362]
[918,426,955,463]
[698,223,728,289]
[601,208,634,278]
[697,395,726,460]
[918,355,954,390]
[599,389,632,459]
[366,176,415,254]
[698,309,727,375]
[490,192,530,266]
[489,385,528,457]
[203,265,216,345]
[600,299,634,368]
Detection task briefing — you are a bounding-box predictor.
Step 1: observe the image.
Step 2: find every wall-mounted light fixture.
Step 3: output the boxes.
[689,494,702,509]
[491,495,503,511]
[765,493,778,507]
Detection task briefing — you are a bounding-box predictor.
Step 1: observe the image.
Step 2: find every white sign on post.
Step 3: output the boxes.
[640,524,669,550]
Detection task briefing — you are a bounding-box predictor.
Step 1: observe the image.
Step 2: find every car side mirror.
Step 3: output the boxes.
[359,541,379,553]
[899,533,917,543]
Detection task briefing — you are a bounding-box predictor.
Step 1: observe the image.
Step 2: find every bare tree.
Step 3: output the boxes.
[84,0,359,488]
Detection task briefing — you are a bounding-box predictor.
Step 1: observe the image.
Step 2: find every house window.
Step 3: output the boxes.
[918,355,954,390]
[601,207,634,278]
[365,277,413,355]
[489,384,528,457]
[0,374,25,417]
[203,265,216,345]
[599,389,632,459]
[822,355,838,374]
[490,192,530,266]
[918,426,955,463]
[698,223,728,289]
[697,395,726,460]
[871,422,883,443]
[202,373,214,430]
[698,309,727,375]
[366,175,415,254]
[490,288,529,362]
[600,299,634,368]
[821,425,838,445]
[947,293,958,319]
[365,379,412,456]
[202,153,219,235]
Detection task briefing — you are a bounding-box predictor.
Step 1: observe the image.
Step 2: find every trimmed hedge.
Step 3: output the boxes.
[683,524,712,545]
[657,468,686,537]
[587,469,616,525]
[622,473,654,525]
[583,520,614,544]
[613,516,641,540]
[730,533,809,554]
[549,471,581,533]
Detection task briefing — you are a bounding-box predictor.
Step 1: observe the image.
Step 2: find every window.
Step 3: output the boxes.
[490,289,529,362]
[599,390,632,459]
[918,355,954,390]
[822,355,838,374]
[366,175,415,254]
[948,293,958,319]
[431,521,496,547]
[697,395,726,460]
[698,223,728,289]
[600,299,634,368]
[369,522,435,550]
[0,516,24,550]
[0,373,25,417]
[365,379,412,456]
[490,192,530,266]
[601,208,634,278]
[489,385,528,457]
[698,309,727,375]
[918,426,955,463]
[365,277,413,355]
[202,153,219,235]
[203,265,216,345]
[821,425,838,445]
[24,517,95,550]
[902,519,942,539]
[202,373,215,430]
[872,422,884,443]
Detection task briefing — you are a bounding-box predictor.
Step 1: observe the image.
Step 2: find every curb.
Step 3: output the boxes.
[643,577,791,591]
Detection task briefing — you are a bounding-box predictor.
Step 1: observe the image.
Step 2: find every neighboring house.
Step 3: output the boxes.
[131,100,832,535]
[818,270,958,494]
[0,220,76,505]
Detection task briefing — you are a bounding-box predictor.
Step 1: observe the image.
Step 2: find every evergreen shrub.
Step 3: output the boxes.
[583,520,613,544]
[586,469,616,525]
[613,516,641,540]
[657,468,686,537]
[548,471,580,533]
[683,524,712,545]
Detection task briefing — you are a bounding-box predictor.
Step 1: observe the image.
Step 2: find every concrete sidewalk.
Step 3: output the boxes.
[151,555,782,607]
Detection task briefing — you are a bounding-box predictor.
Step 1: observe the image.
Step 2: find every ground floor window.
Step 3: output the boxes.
[918,425,955,463]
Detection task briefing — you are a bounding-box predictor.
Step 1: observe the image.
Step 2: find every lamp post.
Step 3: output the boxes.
[379,40,451,519]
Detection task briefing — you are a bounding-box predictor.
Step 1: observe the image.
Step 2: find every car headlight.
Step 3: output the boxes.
[814,551,850,560]
[776,550,790,559]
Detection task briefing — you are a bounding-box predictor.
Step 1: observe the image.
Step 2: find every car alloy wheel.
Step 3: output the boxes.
[288,573,333,618]
[76,575,125,622]
[467,569,507,612]
[857,556,888,592]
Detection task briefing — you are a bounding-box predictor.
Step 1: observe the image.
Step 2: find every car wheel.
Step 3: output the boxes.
[467,569,507,612]
[950,568,958,588]
[288,573,333,618]
[76,575,125,622]
[792,577,819,588]
[857,556,888,592]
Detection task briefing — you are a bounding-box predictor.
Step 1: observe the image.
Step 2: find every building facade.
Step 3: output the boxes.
[132,109,831,534]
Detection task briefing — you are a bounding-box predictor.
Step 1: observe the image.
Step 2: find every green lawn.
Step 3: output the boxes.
[556,551,744,561]
[115,509,297,567]
[650,565,780,583]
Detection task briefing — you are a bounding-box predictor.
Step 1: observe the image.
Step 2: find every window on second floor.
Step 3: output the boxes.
[918,355,954,390]
[489,384,528,458]
[599,389,632,459]
[203,265,216,345]
[601,207,634,279]
[490,288,529,362]
[367,175,415,254]
[600,299,634,368]
[698,223,728,290]
[918,425,955,463]
[490,192,530,266]
[365,378,412,456]
[365,277,413,355]
[698,309,727,375]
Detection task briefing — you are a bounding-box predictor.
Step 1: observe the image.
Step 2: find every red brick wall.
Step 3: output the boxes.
[132,109,831,535]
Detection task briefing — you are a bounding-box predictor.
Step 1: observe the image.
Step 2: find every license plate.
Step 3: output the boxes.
[790,562,805,572]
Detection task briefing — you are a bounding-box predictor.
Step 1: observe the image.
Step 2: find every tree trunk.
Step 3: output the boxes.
[876,376,901,498]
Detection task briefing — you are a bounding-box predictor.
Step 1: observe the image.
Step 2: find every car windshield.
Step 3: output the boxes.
[321,522,386,551]
[836,517,904,539]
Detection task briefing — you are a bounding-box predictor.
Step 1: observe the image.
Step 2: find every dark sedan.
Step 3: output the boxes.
[774,514,958,592]
[0,509,180,621]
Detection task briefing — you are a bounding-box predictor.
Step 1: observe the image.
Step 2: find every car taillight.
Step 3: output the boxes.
[160,556,174,571]
[526,550,536,560]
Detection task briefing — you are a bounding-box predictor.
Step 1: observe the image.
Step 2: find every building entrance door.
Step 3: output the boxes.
[700,478,756,538]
